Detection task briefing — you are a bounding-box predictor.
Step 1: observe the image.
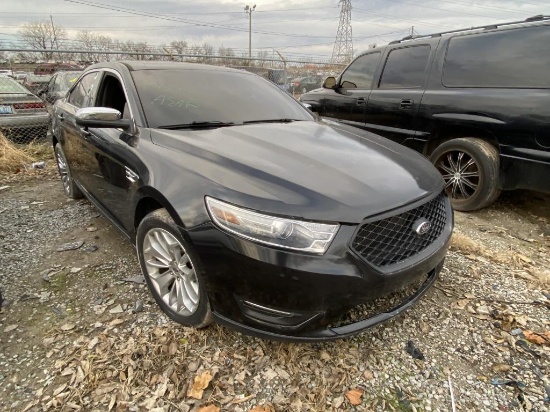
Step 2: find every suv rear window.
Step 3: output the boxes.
[443,25,550,88]
[379,45,431,89]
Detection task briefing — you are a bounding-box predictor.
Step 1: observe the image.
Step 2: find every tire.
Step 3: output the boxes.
[54,143,83,199]
[429,138,501,211]
[136,208,213,328]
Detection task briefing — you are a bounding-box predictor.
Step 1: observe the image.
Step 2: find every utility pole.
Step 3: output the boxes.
[331,0,353,64]
[50,15,59,61]
[244,5,256,62]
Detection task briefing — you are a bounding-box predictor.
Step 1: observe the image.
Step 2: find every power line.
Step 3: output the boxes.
[62,0,340,39]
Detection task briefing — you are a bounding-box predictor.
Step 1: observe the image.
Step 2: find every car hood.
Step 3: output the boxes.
[150,120,443,223]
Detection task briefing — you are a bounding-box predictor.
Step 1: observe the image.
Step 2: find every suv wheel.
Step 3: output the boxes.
[54,143,83,199]
[430,138,501,211]
[136,208,213,328]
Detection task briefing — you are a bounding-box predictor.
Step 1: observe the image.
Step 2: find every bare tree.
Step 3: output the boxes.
[18,20,67,60]
[169,40,188,61]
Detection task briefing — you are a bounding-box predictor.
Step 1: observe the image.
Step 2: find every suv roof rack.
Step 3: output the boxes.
[389,15,550,44]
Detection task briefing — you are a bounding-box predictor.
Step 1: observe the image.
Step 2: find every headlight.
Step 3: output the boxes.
[205,197,339,254]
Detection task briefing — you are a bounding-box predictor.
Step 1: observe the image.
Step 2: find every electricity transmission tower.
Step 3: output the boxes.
[331,0,353,64]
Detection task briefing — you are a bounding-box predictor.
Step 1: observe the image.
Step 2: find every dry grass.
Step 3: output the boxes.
[0,132,53,173]
[450,232,491,258]
[0,132,36,172]
[451,231,550,288]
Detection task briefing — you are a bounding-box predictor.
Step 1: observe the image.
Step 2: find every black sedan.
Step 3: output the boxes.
[51,61,453,342]
[291,76,322,94]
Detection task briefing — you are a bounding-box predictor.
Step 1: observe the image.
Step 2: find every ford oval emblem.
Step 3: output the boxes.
[413,219,432,235]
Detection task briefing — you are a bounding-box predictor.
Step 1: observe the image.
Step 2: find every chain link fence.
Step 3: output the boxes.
[0,48,346,145]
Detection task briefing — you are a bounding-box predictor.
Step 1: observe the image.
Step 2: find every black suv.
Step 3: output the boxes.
[300,16,550,211]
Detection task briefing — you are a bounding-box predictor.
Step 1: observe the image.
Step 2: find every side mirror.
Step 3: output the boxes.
[75,107,131,129]
[323,76,337,89]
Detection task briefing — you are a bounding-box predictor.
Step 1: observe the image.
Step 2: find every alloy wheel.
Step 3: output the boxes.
[55,147,70,194]
[434,150,480,200]
[142,228,200,315]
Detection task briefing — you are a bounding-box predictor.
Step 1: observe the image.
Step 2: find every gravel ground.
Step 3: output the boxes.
[1,162,549,412]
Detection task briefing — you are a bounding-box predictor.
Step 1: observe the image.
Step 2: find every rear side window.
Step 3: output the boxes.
[443,25,550,88]
[339,52,381,89]
[68,72,98,108]
[379,45,431,89]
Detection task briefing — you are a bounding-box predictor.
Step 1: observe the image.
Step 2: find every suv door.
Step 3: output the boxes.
[318,51,382,127]
[365,43,436,147]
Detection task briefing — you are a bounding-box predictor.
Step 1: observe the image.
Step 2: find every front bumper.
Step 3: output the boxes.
[186,195,452,342]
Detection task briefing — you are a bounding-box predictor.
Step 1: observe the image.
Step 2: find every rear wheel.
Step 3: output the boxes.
[54,143,83,199]
[430,138,501,211]
[137,209,213,328]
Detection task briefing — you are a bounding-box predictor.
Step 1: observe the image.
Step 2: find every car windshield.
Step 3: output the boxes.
[131,69,313,128]
[0,79,31,94]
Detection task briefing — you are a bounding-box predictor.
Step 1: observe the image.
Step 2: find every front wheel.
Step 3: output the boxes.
[136,209,213,328]
[429,138,501,211]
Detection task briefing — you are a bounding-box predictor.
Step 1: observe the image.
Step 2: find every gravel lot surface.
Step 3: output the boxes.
[1,159,549,412]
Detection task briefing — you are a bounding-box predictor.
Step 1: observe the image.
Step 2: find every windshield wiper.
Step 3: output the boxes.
[243,119,298,124]
[158,121,237,130]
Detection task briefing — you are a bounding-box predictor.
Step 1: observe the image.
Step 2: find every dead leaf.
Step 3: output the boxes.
[363,370,374,380]
[231,394,255,404]
[43,337,55,346]
[345,388,363,406]
[109,318,125,326]
[188,371,214,399]
[88,336,99,349]
[419,319,431,334]
[60,323,75,331]
[248,404,275,412]
[452,299,470,310]
[53,383,67,397]
[516,254,532,264]
[4,325,18,332]
[197,405,220,412]
[524,330,550,346]
[168,341,178,356]
[320,351,331,361]
[492,363,512,373]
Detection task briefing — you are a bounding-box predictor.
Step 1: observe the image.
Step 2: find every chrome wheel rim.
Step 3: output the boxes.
[435,150,480,200]
[143,228,199,315]
[55,148,70,194]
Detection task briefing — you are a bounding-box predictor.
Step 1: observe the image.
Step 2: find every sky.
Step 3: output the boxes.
[0,0,547,60]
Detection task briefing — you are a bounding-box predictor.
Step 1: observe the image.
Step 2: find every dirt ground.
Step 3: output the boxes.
[1,157,549,412]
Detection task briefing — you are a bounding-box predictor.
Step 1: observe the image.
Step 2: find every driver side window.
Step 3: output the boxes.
[340,52,381,89]
[68,72,98,108]
[95,73,129,119]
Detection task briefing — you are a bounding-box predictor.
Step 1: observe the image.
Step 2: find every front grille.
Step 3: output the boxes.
[351,194,448,268]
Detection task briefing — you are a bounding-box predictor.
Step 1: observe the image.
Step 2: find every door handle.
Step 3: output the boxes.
[399,99,414,110]
[356,97,367,106]
[79,127,91,140]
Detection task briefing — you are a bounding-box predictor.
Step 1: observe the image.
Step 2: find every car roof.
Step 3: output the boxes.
[86,60,252,75]
[388,15,549,45]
